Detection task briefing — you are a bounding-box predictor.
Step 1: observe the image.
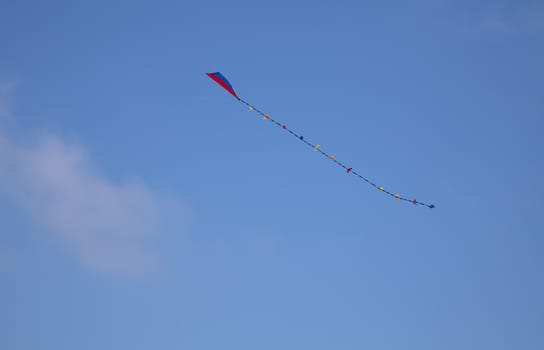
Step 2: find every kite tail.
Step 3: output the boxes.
[239,98,435,208]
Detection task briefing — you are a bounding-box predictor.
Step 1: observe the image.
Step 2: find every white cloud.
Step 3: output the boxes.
[0,85,185,276]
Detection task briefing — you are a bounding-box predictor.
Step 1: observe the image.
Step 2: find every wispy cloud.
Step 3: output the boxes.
[451,0,544,35]
[0,85,186,276]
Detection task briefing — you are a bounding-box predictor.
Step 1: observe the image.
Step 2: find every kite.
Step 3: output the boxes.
[206,72,435,209]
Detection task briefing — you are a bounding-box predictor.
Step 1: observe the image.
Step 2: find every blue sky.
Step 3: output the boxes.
[1,0,543,349]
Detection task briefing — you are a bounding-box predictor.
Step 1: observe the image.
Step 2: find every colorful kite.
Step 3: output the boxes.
[206,72,435,209]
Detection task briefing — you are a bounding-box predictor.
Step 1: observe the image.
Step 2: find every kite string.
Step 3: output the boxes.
[238,98,434,208]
